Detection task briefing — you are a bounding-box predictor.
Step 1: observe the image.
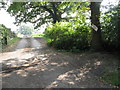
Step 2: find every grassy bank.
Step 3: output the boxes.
[8,37,20,45]
[32,34,45,38]
[2,37,20,52]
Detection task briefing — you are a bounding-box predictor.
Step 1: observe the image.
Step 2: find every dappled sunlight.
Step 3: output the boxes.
[20,53,34,60]
[16,70,28,77]
[2,51,115,88]
[47,58,69,72]
[0,48,35,61]
[2,49,50,76]
[56,67,91,82]
[0,0,119,87]
[47,81,59,87]
[47,68,87,88]
[41,57,48,61]
[1,38,43,74]
[2,38,117,88]
[1,50,35,64]
[94,61,101,66]
[46,57,105,88]
[57,62,69,67]
[50,62,58,65]
[50,62,69,67]
[2,73,11,77]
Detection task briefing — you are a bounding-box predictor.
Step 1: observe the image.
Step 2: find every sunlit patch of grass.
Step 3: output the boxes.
[8,37,20,44]
[32,34,45,38]
[101,71,119,87]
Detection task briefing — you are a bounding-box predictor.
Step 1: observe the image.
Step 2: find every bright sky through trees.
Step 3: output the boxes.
[0,0,119,32]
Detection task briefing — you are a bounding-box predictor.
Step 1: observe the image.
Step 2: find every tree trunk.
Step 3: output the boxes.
[90,2,103,51]
[41,4,61,24]
[51,2,61,24]
[52,14,61,24]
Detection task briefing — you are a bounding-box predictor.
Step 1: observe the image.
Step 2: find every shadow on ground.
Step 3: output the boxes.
[1,38,119,88]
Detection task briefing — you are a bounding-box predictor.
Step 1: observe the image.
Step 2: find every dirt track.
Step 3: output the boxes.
[0,38,118,88]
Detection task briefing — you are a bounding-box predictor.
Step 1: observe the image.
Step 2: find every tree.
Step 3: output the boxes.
[0,2,6,9]
[102,3,120,51]
[90,2,103,51]
[7,2,87,28]
[7,2,66,28]
[8,1,105,51]
[17,25,33,35]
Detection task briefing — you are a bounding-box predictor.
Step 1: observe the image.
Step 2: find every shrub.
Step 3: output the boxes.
[44,21,91,51]
[101,5,120,51]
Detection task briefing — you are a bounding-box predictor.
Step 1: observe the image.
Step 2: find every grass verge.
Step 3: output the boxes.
[2,37,20,52]
[101,70,120,88]
[8,37,20,44]
[32,34,45,38]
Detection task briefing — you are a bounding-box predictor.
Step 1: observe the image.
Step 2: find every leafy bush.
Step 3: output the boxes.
[101,5,120,51]
[44,21,91,52]
[0,24,16,46]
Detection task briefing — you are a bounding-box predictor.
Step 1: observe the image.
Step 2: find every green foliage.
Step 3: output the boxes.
[32,34,45,38]
[0,24,17,52]
[7,2,90,29]
[8,37,20,45]
[101,4,120,51]
[7,2,66,28]
[0,24,16,42]
[45,21,91,52]
[2,37,20,52]
[101,71,120,87]
[6,1,119,52]
[17,25,33,35]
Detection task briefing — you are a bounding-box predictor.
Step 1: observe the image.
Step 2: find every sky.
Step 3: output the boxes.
[0,0,119,32]
[0,9,34,32]
[0,9,17,31]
